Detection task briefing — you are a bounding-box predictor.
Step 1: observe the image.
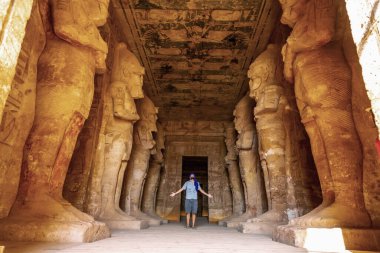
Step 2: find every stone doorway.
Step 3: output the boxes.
[180,156,209,218]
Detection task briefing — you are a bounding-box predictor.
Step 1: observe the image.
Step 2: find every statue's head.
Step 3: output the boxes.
[86,0,110,26]
[137,95,158,133]
[134,96,158,149]
[224,123,238,161]
[233,95,254,134]
[248,44,281,100]
[112,43,145,99]
[154,123,165,161]
[278,0,308,27]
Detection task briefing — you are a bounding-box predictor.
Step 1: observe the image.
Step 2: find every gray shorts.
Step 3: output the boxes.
[185,199,198,214]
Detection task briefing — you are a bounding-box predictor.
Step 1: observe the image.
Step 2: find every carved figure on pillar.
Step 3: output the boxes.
[246,44,288,223]
[97,43,148,230]
[225,95,266,228]
[0,0,111,242]
[219,123,245,225]
[141,123,167,223]
[279,0,371,228]
[121,95,161,226]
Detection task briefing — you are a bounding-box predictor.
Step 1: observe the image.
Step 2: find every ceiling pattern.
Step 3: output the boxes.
[112,0,279,120]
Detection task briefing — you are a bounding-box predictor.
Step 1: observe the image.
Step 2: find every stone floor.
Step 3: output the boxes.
[0,218,366,253]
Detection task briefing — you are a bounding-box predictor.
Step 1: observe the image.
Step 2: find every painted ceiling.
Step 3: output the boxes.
[111,0,279,120]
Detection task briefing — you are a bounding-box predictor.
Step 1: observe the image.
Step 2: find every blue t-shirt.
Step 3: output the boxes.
[182,180,200,200]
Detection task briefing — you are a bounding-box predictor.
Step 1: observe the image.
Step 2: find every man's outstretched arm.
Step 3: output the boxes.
[199,187,213,198]
[170,188,184,197]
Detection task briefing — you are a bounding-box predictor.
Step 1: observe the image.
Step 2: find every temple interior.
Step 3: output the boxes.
[0,0,379,252]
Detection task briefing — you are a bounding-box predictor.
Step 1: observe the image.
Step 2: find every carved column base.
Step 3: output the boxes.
[129,210,162,226]
[238,221,286,235]
[0,218,110,242]
[145,212,168,224]
[225,211,256,228]
[99,218,149,230]
[273,225,380,252]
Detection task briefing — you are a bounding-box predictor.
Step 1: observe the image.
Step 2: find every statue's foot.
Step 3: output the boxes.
[247,209,286,223]
[10,195,94,223]
[60,199,95,222]
[289,200,332,226]
[99,208,138,221]
[305,203,372,228]
[229,211,256,222]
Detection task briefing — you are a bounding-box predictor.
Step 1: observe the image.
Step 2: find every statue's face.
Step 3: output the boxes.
[233,110,243,134]
[248,64,268,99]
[146,108,158,133]
[127,69,145,99]
[279,0,307,27]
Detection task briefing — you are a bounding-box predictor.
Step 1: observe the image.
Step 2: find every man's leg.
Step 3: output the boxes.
[186,213,190,227]
[192,214,196,227]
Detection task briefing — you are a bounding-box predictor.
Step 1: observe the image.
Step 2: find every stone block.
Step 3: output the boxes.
[100,219,149,230]
[273,225,380,252]
[238,221,286,236]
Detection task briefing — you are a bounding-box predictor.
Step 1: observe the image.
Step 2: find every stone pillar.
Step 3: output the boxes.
[141,123,167,223]
[0,0,45,219]
[95,43,148,230]
[274,0,379,251]
[0,0,111,242]
[121,95,161,226]
[239,44,288,234]
[218,123,245,225]
[0,0,34,123]
[225,95,267,228]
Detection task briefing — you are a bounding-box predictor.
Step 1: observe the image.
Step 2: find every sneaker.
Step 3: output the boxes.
[184,225,190,229]
[192,226,196,229]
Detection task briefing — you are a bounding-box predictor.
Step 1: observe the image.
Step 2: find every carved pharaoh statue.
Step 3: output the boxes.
[98,43,149,230]
[246,44,288,223]
[219,123,245,225]
[279,0,371,228]
[141,122,167,221]
[226,95,265,227]
[121,95,161,226]
[0,0,111,242]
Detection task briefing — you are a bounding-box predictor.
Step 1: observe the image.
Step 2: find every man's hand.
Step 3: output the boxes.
[170,192,176,197]
[208,194,213,198]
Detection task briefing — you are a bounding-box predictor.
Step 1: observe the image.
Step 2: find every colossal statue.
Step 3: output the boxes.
[121,95,161,226]
[219,123,245,225]
[0,0,111,242]
[225,95,266,227]
[141,123,167,222]
[97,43,148,229]
[279,0,371,228]
[246,44,288,223]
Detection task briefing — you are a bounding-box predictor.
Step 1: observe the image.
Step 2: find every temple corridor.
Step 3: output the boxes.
[0,220,336,253]
[0,0,380,252]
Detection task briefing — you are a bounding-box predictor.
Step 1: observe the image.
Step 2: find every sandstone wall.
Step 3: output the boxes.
[341,2,380,226]
[0,0,34,123]
[0,0,45,218]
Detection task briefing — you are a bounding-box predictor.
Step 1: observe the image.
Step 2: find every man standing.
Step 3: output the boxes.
[170,173,213,228]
